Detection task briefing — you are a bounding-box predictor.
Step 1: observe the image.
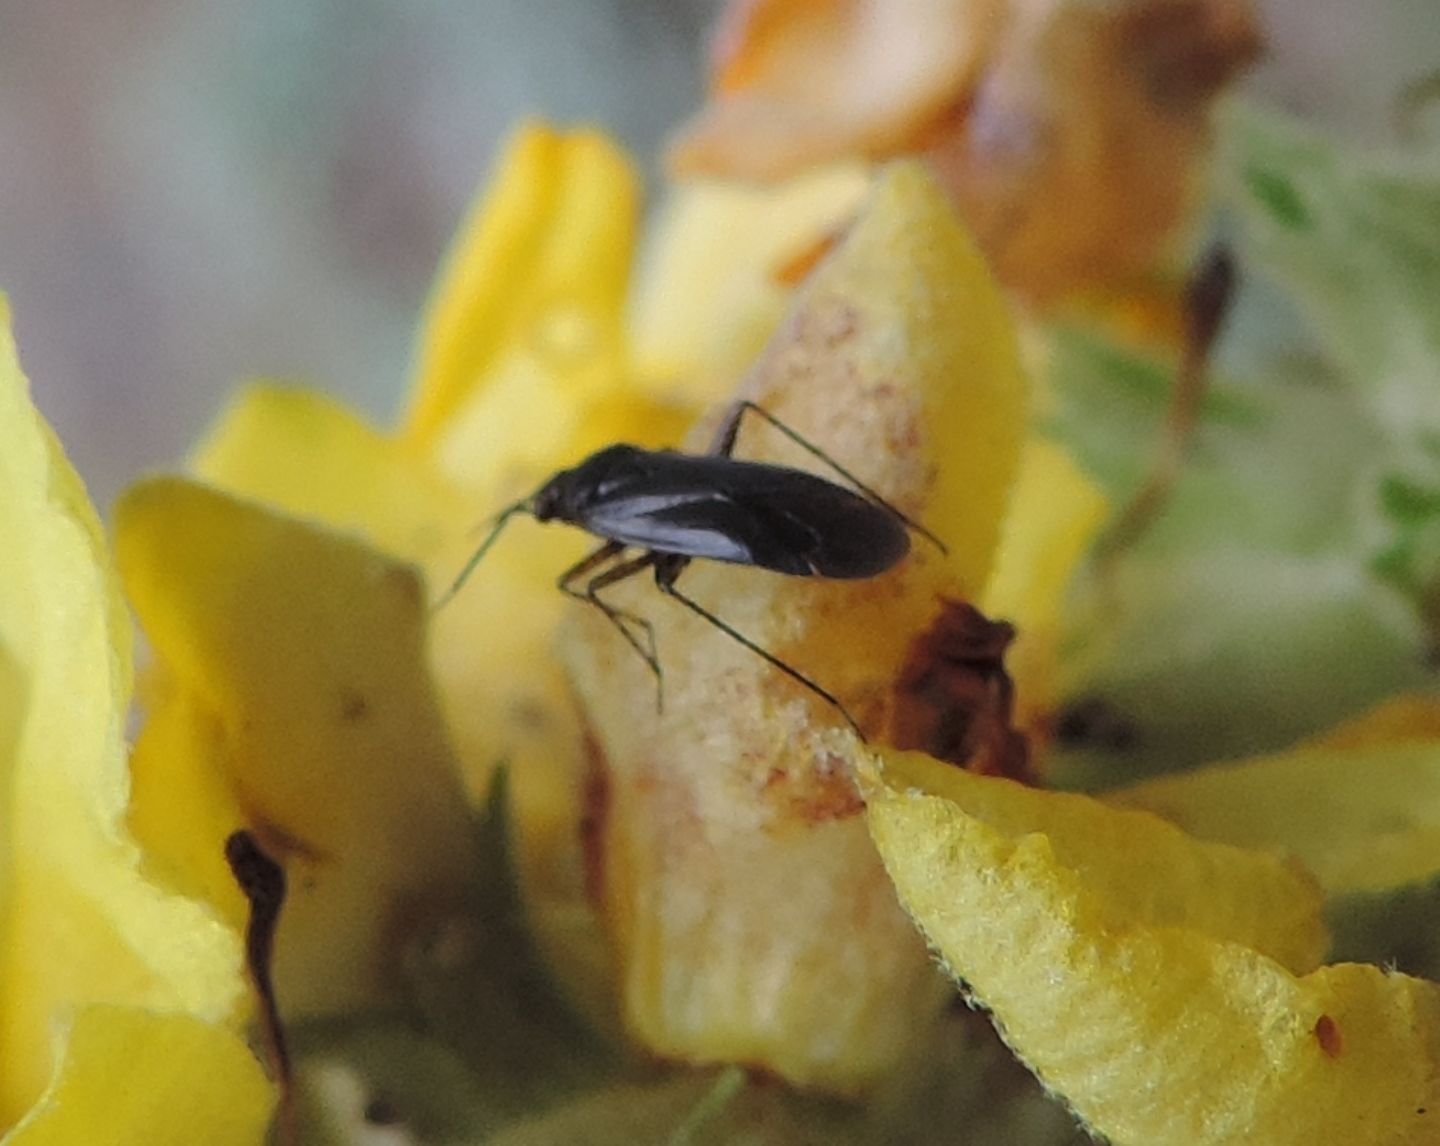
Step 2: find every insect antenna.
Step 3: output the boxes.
[655,567,866,739]
[721,399,948,557]
[432,499,534,613]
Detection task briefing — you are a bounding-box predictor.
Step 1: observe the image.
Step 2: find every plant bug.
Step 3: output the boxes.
[435,400,946,736]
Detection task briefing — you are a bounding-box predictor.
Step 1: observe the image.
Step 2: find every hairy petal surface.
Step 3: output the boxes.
[865,749,1440,1145]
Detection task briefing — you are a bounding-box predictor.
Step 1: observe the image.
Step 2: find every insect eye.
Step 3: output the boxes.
[532,488,560,521]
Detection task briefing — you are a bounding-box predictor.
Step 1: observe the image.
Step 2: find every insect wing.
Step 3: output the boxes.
[578,488,794,568]
[578,455,910,578]
[729,472,910,577]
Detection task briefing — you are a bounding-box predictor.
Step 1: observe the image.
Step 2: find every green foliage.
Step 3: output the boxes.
[1048,105,1440,787]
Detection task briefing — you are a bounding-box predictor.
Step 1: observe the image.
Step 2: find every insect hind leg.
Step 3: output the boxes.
[652,555,865,739]
[558,542,665,708]
[710,399,947,556]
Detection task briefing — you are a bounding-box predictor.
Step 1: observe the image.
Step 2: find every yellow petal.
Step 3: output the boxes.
[980,437,1108,733]
[627,164,870,402]
[727,158,1030,596]
[192,383,473,566]
[125,686,251,927]
[0,304,246,1122]
[115,478,477,1016]
[561,161,1031,1090]
[405,122,641,466]
[1300,693,1440,751]
[982,438,1107,628]
[5,1006,273,1146]
[865,753,1440,1144]
[185,371,633,1020]
[411,122,688,512]
[867,749,1327,971]
[186,379,600,957]
[187,382,542,808]
[1112,740,1440,896]
[183,132,679,905]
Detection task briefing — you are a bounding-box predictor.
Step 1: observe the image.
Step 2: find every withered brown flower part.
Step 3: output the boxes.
[671,0,1263,305]
[889,598,1034,785]
[224,831,295,1142]
[683,0,1006,177]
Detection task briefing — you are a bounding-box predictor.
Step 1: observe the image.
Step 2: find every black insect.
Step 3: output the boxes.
[436,400,945,735]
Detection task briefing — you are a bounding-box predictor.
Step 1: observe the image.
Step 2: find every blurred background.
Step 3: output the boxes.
[1,0,1436,509]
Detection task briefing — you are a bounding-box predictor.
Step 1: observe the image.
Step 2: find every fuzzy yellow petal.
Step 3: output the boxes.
[115,478,477,1016]
[867,750,1327,970]
[1112,740,1440,896]
[0,305,247,1122]
[627,164,870,402]
[5,1006,272,1146]
[866,751,1440,1145]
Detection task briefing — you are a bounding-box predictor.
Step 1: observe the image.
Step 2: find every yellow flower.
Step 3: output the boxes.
[167,126,693,1020]
[5,81,1440,1145]
[162,123,1109,1095]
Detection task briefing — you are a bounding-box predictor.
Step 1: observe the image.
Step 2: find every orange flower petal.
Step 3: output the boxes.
[670,0,998,180]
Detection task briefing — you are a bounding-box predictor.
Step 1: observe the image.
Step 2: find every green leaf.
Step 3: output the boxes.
[482,1010,1086,1146]
[405,768,619,1100]
[1055,553,1428,786]
[1046,105,1440,786]
[1221,106,1440,632]
[1222,104,1440,391]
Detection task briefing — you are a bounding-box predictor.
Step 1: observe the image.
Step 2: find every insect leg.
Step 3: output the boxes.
[559,543,664,701]
[652,554,865,739]
[707,399,748,458]
[711,399,948,556]
[559,542,654,663]
[433,499,534,613]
